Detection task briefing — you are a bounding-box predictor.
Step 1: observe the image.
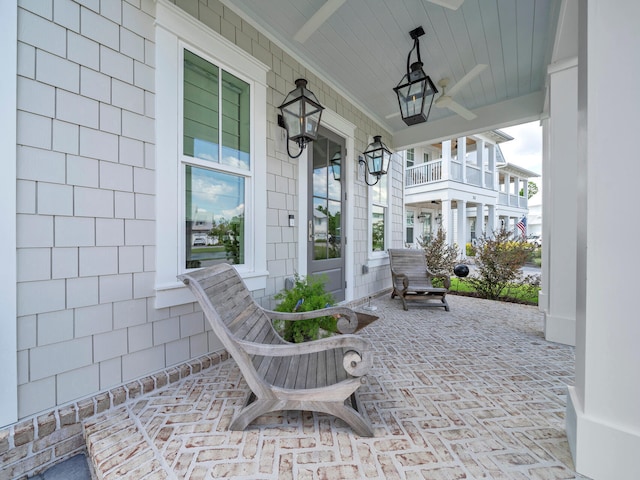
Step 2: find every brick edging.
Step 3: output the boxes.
[0,350,229,480]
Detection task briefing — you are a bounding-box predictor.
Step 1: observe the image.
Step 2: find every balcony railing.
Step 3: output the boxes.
[405,159,443,187]
[498,192,528,208]
[466,165,481,186]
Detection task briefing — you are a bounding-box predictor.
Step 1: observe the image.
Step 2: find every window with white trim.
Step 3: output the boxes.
[406,211,414,245]
[183,49,250,269]
[406,148,415,168]
[155,0,268,307]
[371,174,388,253]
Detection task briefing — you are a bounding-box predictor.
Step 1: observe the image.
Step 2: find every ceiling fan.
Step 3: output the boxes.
[427,0,464,10]
[434,64,487,120]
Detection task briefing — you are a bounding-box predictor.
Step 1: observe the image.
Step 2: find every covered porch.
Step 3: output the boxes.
[84,294,585,479]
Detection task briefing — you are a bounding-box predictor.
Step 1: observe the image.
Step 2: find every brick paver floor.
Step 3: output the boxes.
[84,294,590,479]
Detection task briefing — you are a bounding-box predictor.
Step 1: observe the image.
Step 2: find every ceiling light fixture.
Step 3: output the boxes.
[393,26,438,126]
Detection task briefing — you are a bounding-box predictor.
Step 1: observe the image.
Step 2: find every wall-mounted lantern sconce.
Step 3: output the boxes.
[393,27,438,126]
[330,151,341,181]
[277,78,324,158]
[417,213,427,223]
[436,213,442,224]
[359,135,392,186]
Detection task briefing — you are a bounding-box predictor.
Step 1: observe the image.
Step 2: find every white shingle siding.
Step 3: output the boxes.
[52,247,79,279]
[17,112,51,150]
[37,309,74,346]
[80,7,119,51]
[93,329,128,363]
[56,89,99,128]
[18,9,66,57]
[121,346,164,382]
[17,77,55,117]
[79,67,111,103]
[96,219,125,246]
[17,248,51,282]
[37,182,73,216]
[29,337,92,380]
[53,120,80,155]
[99,274,133,304]
[36,50,79,92]
[10,0,400,424]
[74,303,113,337]
[79,247,119,276]
[56,364,100,404]
[66,276,99,308]
[54,216,95,246]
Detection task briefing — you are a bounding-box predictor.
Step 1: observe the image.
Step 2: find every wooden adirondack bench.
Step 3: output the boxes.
[178,263,375,437]
[388,248,451,311]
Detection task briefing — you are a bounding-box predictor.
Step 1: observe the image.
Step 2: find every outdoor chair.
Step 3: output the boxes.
[178,263,375,437]
[388,248,451,311]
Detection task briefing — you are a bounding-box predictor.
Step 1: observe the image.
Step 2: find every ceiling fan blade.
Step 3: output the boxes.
[447,100,477,120]
[446,64,487,98]
[427,0,464,10]
[293,0,346,43]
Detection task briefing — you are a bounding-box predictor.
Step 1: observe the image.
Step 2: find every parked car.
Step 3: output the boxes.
[527,235,542,248]
[193,237,206,246]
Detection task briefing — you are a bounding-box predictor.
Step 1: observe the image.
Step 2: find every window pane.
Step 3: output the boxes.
[327,199,341,258]
[372,205,385,252]
[185,166,245,268]
[313,197,328,260]
[371,174,387,204]
[221,70,250,170]
[183,50,219,162]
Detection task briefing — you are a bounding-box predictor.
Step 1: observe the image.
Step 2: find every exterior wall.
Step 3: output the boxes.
[10,0,398,430]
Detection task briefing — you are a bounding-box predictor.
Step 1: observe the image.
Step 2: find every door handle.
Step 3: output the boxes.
[308,220,313,242]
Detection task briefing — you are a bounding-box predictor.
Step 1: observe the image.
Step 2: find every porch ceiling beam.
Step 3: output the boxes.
[293,0,346,43]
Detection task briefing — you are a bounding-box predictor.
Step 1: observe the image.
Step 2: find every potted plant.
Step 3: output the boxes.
[273,274,338,343]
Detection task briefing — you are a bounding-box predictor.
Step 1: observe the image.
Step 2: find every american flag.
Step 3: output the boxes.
[516,216,527,237]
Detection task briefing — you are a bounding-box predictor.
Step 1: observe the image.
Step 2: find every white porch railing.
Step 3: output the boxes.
[497,192,528,208]
[405,159,443,187]
[466,165,481,186]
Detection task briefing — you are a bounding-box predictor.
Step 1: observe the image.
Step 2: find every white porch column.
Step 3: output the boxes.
[504,173,511,201]
[567,2,640,478]
[457,199,467,255]
[488,144,497,190]
[543,55,578,347]
[487,205,496,236]
[441,139,451,180]
[440,199,452,244]
[476,202,485,237]
[457,137,467,182]
[477,139,486,187]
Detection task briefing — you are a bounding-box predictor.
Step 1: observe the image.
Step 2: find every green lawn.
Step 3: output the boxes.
[447,277,540,305]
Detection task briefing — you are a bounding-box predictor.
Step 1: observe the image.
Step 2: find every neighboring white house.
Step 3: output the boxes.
[403,131,539,253]
[527,189,543,237]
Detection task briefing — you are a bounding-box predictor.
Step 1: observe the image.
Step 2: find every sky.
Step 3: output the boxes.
[498,120,543,205]
[497,121,542,175]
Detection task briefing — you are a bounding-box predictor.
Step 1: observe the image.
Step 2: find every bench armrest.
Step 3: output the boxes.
[236,335,372,376]
[262,306,359,334]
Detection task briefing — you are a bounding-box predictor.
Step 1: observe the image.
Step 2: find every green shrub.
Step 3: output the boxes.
[466,229,534,300]
[273,274,337,343]
[417,227,459,275]
[466,242,475,256]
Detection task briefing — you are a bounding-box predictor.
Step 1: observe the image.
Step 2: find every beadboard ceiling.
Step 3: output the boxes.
[220,0,563,147]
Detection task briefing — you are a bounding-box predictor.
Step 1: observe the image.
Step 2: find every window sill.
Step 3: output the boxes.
[155,268,268,308]
[366,253,390,268]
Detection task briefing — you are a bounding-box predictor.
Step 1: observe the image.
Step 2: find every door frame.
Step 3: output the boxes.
[297,109,355,302]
